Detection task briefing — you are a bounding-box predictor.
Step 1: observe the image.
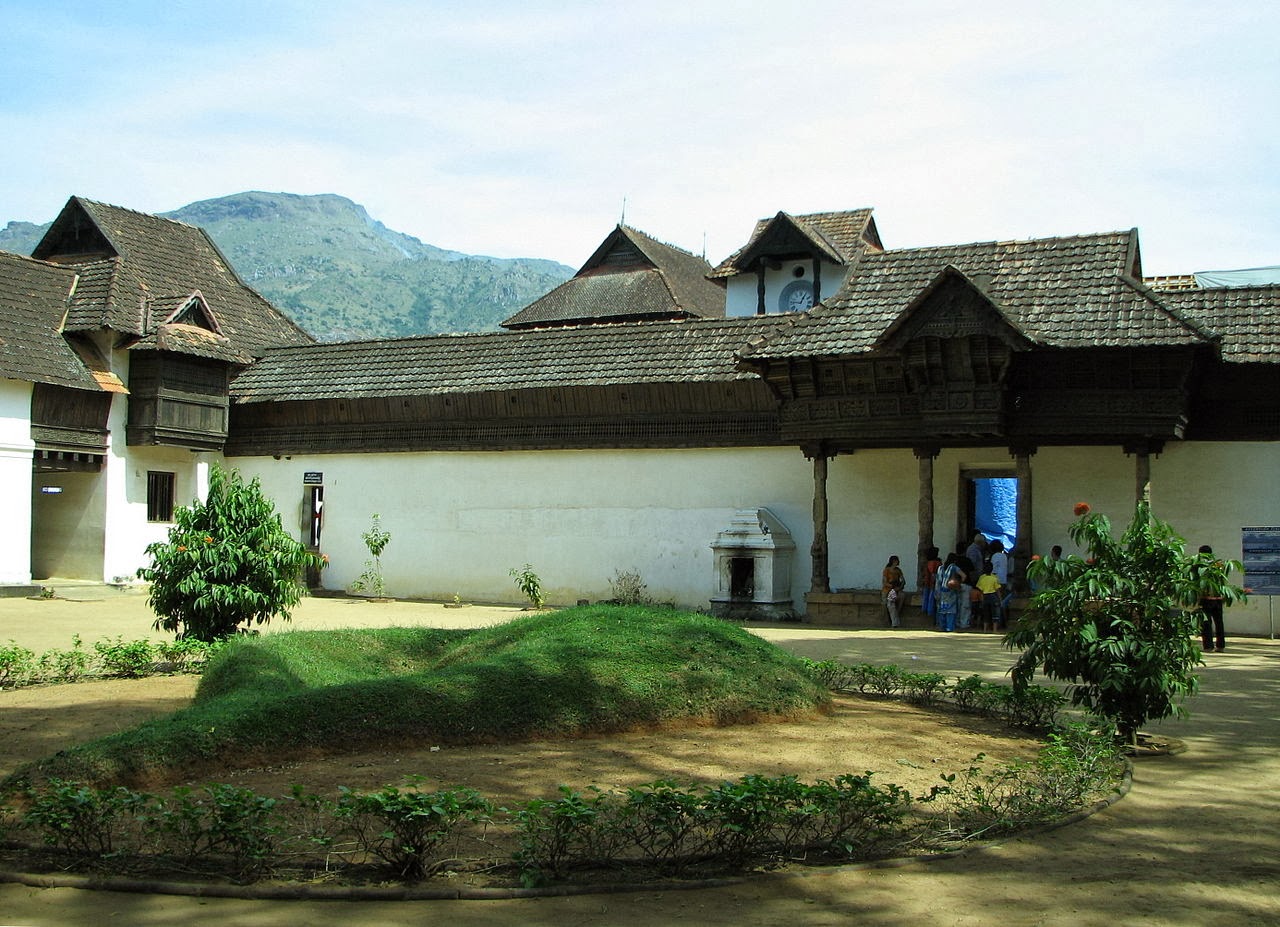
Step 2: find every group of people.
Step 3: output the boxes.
[883,537,1234,650]
[883,533,1013,632]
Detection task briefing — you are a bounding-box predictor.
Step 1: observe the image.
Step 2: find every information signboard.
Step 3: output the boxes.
[1241,526,1280,595]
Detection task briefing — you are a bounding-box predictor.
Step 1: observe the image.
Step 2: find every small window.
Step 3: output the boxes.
[147,471,175,522]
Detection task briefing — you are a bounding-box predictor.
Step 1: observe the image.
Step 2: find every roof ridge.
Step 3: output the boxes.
[75,196,203,233]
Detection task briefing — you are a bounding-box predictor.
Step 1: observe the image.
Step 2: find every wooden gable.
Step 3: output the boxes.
[733,212,843,270]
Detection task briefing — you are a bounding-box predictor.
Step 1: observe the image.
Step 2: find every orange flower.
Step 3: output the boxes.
[203,536,213,544]
[1073,501,1091,516]
[1030,554,1042,561]
[177,545,187,552]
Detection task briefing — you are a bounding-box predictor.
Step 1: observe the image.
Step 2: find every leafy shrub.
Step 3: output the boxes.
[38,636,90,682]
[338,781,492,879]
[1011,500,1246,743]
[513,786,617,883]
[0,642,37,688]
[149,784,281,881]
[138,463,321,641]
[93,637,156,678]
[21,779,148,860]
[615,780,706,873]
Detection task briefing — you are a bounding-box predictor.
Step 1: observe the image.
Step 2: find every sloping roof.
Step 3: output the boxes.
[709,209,881,278]
[501,226,724,328]
[232,316,791,403]
[740,231,1211,361]
[34,197,313,358]
[1159,285,1280,363]
[0,250,101,390]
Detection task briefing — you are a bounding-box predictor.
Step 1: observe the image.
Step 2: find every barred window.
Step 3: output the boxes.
[147,471,175,522]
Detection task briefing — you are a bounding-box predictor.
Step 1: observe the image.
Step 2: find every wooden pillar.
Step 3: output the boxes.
[1012,446,1035,589]
[756,263,767,316]
[812,257,822,305]
[914,446,939,588]
[1124,440,1163,505]
[805,443,832,594]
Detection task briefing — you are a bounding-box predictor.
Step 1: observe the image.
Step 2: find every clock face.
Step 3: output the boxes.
[779,280,814,313]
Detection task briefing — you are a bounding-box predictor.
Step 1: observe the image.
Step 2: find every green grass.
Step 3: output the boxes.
[6,606,829,790]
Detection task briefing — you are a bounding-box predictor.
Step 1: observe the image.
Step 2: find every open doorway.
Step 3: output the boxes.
[958,468,1018,551]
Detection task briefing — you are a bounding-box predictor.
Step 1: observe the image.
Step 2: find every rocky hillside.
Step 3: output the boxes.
[0,192,573,341]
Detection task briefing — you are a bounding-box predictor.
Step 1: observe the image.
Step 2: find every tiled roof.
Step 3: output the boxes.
[709,209,879,278]
[502,226,724,328]
[741,231,1210,360]
[1159,285,1280,363]
[231,316,791,403]
[37,197,313,358]
[131,323,255,364]
[0,250,100,390]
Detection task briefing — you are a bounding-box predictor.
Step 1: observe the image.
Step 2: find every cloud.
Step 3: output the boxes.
[3,2,1278,272]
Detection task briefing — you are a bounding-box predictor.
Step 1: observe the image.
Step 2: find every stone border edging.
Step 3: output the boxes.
[0,760,1132,902]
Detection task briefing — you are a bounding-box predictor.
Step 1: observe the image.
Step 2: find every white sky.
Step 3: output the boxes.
[2,1,1277,274]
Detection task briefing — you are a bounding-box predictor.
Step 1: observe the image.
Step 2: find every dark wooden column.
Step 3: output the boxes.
[914,445,939,588]
[1125,440,1163,504]
[812,257,822,305]
[756,263,767,316]
[1011,446,1036,589]
[804,443,833,594]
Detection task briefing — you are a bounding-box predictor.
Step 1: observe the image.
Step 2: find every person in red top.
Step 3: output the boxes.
[882,555,906,628]
[921,546,942,625]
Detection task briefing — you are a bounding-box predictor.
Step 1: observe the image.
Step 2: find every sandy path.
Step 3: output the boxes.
[0,594,1277,925]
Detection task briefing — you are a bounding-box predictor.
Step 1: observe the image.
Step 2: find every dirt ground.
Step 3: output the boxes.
[1,593,1278,925]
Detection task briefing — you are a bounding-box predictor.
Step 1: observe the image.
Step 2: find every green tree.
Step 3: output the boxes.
[1008,500,1245,745]
[138,464,321,641]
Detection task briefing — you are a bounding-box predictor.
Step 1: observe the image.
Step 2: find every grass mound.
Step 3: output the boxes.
[9,606,829,789]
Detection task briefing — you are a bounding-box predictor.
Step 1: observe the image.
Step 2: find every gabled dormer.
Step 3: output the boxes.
[501,225,724,329]
[712,209,881,317]
[149,290,221,334]
[877,266,1032,433]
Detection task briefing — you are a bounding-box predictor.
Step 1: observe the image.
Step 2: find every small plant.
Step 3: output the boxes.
[350,514,392,598]
[39,586,55,599]
[21,779,148,860]
[509,563,545,609]
[0,641,38,688]
[608,568,651,605]
[150,784,281,881]
[512,786,615,883]
[93,637,156,678]
[39,635,90,683]
[338,780,492,879]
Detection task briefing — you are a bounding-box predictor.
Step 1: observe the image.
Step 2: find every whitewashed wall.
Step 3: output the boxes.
[229,439,1279,636]
[0,380,35,584]
[232,447,818,610]
[724,258,845,316]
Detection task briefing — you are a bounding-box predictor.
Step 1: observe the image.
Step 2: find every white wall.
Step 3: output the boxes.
[232,447,817,610]
[724,259,846,316]
[0,379,35,584]
[229,439,1279,636]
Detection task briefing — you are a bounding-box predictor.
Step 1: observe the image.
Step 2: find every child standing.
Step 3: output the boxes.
[976,560,1003,631]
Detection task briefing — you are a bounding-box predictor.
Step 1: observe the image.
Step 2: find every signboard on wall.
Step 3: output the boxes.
[303,472,324,485]
[1241,527,1280,595]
